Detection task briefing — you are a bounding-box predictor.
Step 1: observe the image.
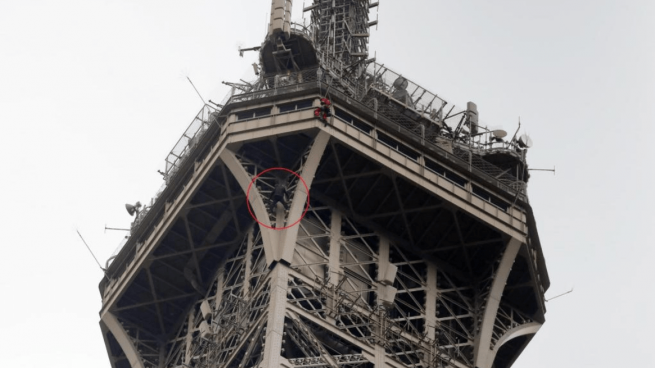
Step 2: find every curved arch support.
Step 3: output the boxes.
[493,322,542,353]
[100,313,146,368]
[279,131,331,263]
[474,237,522,368]
[220,148,277,265]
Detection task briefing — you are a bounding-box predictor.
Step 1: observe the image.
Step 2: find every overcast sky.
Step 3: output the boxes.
[1,0,653,367]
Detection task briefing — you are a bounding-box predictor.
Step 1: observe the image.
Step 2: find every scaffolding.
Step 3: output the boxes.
[308,0,376,68]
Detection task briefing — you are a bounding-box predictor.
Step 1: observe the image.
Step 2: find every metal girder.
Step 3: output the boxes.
[149,239,239,261]
[434,238,504,253]
[140,204,539,368]
[313,170,383,185]
[323,115,528,242]
[220,148,277,264]
[363,204,443,221]
[145,269,167,335]
[391,175,416,245]
[474,237,521,368]
[113,292,197,313]
[492,322,541,353]
[101,313,146,368]
[310,191,470,283]
[287,310,341,368]
[328,141,358,215]
[182,217,204,286]
[261,264,290,368]
[279,131,331,263]
[452,212,474,276]
[221,164,243,233]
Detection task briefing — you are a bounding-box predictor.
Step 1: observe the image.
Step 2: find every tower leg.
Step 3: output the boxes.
[260,263,290,368]
[474,237,521,368]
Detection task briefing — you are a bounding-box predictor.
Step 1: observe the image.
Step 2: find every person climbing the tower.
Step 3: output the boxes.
[270,173,289,211]
[314,97,331,126]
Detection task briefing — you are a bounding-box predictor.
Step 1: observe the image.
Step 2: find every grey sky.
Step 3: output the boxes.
[0,0,653,367]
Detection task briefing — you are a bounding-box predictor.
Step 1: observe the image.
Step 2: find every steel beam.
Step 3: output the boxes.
[220,148,277,264]
[493,322,541,353]
[474,237,521,368]
[100,313,146,368]
[280,131,332,263]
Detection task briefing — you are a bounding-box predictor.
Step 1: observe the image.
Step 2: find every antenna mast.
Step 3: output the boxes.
[76,230,108,279]
[186,76,206,105]
[305,0,379,72]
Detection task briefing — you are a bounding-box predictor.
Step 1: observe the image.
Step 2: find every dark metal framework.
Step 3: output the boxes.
[99,2,549,368]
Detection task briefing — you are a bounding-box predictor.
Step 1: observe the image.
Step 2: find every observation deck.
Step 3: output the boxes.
[99,71,548,368]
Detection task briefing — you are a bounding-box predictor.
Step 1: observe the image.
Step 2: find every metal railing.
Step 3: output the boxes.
[164,104,220,181]
[104,105,222,271]
[222,69,526,193]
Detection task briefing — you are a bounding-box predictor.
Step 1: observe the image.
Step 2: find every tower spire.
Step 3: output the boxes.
[307,0,378,69]
[268,0,293,41]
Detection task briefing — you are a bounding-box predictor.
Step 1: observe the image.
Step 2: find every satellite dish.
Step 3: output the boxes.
[392,76,408,90]
[125,201,142,216]
[492,129,507,139]
[518,134,533,149]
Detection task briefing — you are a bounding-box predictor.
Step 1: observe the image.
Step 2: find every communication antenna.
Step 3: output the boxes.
[546,287,573,302]
[518,133,533,149]
[509,117,521,143]
[528,166,556,175]
[76,229,108,278]
[238,45,262,57]
[105,224,129,233]
[491,129,507,143]
[186,76,206,105]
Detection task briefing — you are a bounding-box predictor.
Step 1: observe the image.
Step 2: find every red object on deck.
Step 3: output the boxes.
[315,98,331,122]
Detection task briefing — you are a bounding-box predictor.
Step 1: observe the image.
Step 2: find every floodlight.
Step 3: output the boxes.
[125,201,142,216]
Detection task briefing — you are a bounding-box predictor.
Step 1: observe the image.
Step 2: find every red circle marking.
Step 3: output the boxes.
[245,167,309,230]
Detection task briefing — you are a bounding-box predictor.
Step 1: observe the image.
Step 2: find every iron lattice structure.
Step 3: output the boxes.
[308,0,375,67]
[99,2,549,368]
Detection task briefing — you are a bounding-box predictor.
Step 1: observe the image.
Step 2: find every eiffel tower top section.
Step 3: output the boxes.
[232,1,532,200]
[98,3,549,368]
[305,0,377,67]
[262,0,377,76]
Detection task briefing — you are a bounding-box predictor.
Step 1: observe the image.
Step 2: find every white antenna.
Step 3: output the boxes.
[104,224,129,233]
[528,166,556,175]
[186,76,206,105]
[76,229,108,279]
[546,287,573,302]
